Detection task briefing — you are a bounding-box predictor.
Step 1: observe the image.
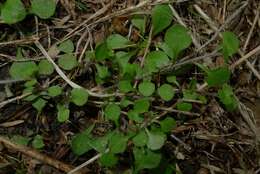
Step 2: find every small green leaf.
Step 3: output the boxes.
[24,79,37,87]
[106,34,130,49]
[218,84,237,111]
[109,132,128,154]
[11,135,30,146]
[47,85,62,97]
[222,31,239,60]
[166,75,179,86]
[58,39,74,53]
[133,148,162,171]
[32,135,44,149]
[158,84,175,101]
[133,98,150,113]
[131,16,146,34]
[31,0,56,19]
[71,132,92,156]
[96,64,109,79]
[32,98,47,112]
[127,110,143,123]
[132,130,148,147]
[88,136,108,153]
[104,104,121,124]
[57,104,70,122]
[158,42,174,59]
[165,25,192,59]
[206,66,231,87]
[10,62,38,79]
[38,60,54,75]
[95,42,112,60]
[183,89,198,100]
[116,51,132,74]
[160,117,176,133]
[146,130,166,150]
[70,88,88,106]
[119,80,133,93]
[145,51,170,73]
[100,152,118,167]
[120,98,133,108]
[1,0,26,24]
[58,54,77,70]
[152,5,172,35]
[138,81,155,97]
[176,102,192,111]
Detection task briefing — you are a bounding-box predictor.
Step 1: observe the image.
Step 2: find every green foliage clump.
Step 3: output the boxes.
[6,3,241,173]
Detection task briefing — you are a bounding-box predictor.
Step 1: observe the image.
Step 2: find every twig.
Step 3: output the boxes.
[0,136,84,174]
[231,45,260,69]
[0,37,39,47]
[62,2,112,42]
[35,41,118,98]
[197,2,248,51]
[0,79,26,84]
[0,93,31,109]
[153,106,200,117]
[68,149,109,174]
[141,26,153,67]
[243,5,260,51]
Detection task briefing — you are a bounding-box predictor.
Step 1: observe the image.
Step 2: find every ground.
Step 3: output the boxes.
[0,0,260,174]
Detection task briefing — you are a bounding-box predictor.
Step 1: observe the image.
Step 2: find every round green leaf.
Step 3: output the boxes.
[58,54,77,70]
[100,153,118,167]
[133,99,150,113]
[206,66,231,87]
[58,39,74,53]
[11,135,30,146]
[138,81,155,97]
[38,60,54,75]
[32,98,47,112]
[146,130,166,150]
[106,34,129,49]
[57,104,70,122]
[152,5,172,35]
[160,117,176,133]
[47,85,62,97]
[133,148,162,170]
[32,135,44,149]
[70,88,89,106]
[31,0,56,19]
[132,130,148,147]
[165,25,192,59]
[222,31,239,60]
[1,0,26,24]
[104,104,121,123]
[176,102,192,111]
[71,133,92,156]
[119,80,133,93]
[158,84,175,101]
[109,132,128,154]
[145,51,170,73]
[9,61,38,79]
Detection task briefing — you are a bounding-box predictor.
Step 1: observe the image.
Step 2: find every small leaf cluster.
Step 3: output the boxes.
[0,0,56,24]
[9,41,87,122]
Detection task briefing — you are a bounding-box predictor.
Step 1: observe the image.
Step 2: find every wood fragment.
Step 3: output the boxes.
[0,136,85,174]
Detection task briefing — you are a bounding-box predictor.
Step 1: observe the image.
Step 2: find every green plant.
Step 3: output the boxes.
[0,0,56,24]
[7,3,241,173]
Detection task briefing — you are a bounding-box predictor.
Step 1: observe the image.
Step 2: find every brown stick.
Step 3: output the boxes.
[0,136,85,174]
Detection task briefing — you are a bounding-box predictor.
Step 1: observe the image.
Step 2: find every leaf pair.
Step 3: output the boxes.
[1,0,56,24]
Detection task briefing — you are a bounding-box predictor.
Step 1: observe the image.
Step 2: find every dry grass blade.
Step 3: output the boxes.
[35,41,119,98]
